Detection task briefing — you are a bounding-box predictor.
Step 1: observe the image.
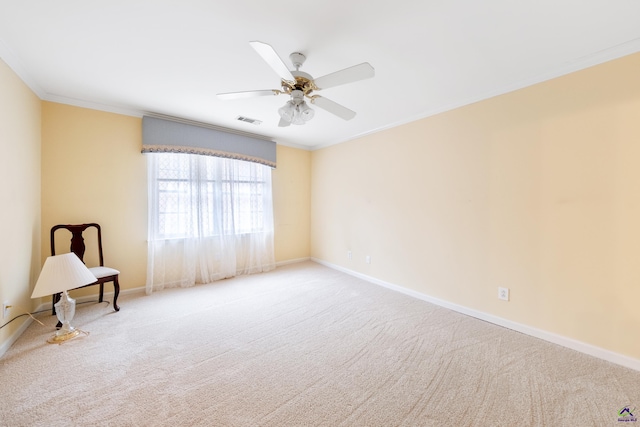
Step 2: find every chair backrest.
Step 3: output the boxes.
[51,223,105,267]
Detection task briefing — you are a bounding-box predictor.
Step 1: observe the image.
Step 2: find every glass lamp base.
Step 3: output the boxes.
[47,291,84,344]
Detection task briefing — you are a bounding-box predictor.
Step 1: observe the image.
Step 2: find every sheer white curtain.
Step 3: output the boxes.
[146,152,275,294]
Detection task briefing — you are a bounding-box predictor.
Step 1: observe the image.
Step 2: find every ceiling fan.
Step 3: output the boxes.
[217,41,375,127]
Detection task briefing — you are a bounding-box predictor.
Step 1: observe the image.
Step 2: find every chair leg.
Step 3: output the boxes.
[53,293,62,328]
[98,283,104,302]
[113,276,120,312]
[52,292,61,315]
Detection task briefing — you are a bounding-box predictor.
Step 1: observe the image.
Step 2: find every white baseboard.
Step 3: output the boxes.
[276,257,311,267]
[311,257,640,373]
[72,286,146,304]
[0,304,45,359]
[0,301,54,358]
[0,287,146,359]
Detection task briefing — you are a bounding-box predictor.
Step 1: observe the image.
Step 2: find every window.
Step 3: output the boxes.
[145,152,275,292]
[149,152,273,239]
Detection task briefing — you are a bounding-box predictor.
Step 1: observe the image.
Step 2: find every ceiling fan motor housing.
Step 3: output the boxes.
[289,52,306,69]
[282,72,316,96]
[218,41,373,125]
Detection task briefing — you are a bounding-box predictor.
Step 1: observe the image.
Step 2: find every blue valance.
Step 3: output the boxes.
[142,116,276,168]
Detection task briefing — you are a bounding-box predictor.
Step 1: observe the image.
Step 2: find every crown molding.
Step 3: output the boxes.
[44,93,144,118]
[0,37,46,98]
[5,34,638,153]
[312,36,640,151]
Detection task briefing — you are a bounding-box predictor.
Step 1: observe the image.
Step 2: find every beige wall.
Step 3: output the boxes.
[272,145,311,262]
[0,59,41,345]
[41,102,148,295]
[11,47,638,363]
[311,52,640,360]
[0,96,309,351]
[41,103,311,298]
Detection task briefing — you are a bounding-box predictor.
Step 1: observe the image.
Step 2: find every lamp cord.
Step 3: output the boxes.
[0,300,110,330]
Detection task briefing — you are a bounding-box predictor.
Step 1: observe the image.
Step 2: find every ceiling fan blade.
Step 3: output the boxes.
[249,41,296,84]
[313,63,374,90]
[310,96,356,121]
[278,117,291,127]
[217,90,279,100]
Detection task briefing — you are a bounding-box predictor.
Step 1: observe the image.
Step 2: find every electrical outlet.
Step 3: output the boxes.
[347,251,352,260]
[365,255,371,264]
[498,287,509,301]
[2,301,10,319]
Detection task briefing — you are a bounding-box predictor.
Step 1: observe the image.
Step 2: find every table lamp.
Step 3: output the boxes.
[31,253,97,343]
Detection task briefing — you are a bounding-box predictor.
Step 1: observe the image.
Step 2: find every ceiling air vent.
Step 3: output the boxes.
[236,116,262,125]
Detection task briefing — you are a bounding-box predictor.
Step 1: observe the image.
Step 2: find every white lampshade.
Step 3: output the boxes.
[32,253,97,298]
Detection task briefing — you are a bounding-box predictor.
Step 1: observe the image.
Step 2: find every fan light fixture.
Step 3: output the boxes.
[218,42,374,127]
[31,253,97,344]
[278,90,314,125]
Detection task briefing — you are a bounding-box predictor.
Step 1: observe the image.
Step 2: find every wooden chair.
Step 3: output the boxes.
[51,223,120,315]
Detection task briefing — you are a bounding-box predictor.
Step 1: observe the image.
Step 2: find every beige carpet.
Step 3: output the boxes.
[1,261,639,426]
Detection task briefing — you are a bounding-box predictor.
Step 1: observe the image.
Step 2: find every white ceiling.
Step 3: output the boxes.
[1,1,640,149]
